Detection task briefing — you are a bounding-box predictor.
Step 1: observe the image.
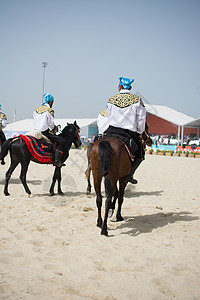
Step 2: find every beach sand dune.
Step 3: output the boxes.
[0,150,200,299]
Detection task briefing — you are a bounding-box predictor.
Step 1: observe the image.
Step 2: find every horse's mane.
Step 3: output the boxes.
[59,122,80,137]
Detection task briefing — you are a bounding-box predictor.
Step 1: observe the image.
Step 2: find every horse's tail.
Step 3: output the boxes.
[99,141,112,197]
[0,138,13,165]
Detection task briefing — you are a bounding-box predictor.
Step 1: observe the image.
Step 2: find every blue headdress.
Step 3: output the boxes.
[119,77,134,89]
[42,93,54,105]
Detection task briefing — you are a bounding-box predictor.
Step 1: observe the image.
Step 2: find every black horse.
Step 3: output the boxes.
[0,121,81,196]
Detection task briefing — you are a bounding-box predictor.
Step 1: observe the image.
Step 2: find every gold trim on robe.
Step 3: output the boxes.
[108,93,145,108]
[0,113,7,120]
[35,105,54,117]
[100,108,108,117]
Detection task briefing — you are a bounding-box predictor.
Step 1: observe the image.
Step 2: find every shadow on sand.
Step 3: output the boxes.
[124,188,164,198]
[0,178,42,185]
[110,211,199,236]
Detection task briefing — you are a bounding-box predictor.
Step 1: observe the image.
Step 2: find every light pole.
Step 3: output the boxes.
[42,61,48,102]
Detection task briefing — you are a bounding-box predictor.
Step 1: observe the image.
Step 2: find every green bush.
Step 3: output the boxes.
[149,149,154,154]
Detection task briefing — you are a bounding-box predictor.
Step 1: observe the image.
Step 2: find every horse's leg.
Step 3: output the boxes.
[57,167,64,195]
[86,169,92,195]
[116,180,127,221]
[19,160,31,195]
[94,177,103,228]
[49,167,59,196]
[101,177,117,236]
[85,164,92,195]
[4,160,19,196]
[108,188,118,218]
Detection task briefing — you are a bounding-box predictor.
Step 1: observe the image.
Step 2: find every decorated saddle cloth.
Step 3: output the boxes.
[19,135,54,164]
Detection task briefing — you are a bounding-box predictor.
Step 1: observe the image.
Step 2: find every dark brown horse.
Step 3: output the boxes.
[88,127,152,236]
[1,121,81,196]
[86,124,152,195]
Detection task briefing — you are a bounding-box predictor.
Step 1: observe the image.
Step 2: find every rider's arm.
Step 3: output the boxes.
[47,111,55,130]
[1,118,7,129]
[136,102,146,134]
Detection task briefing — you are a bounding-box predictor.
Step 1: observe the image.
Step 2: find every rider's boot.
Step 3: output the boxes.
[53,149,66,167]
[123,157,142,184]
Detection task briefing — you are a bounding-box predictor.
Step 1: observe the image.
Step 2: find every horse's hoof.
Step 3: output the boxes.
[58,191,64,196]
[116,215,124,222]
[108,209,114,218]
[28,194,32,198]
[86,189,91,195]
[101,229,108,236]
[50,192,55,196]
[4,192,10,196]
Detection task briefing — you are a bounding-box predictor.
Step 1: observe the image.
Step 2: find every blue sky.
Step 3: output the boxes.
[1,0,200,123]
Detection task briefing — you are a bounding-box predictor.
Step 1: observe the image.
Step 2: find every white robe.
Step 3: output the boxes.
[107,90,146,134]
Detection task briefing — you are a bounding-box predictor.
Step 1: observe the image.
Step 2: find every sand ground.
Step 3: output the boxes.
[0,149,200,300]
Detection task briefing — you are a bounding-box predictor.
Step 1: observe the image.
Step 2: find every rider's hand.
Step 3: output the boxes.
[53,125,58,133]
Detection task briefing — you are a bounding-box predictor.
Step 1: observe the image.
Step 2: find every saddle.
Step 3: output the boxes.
[20,134,54,164]
[26,131,51,143]
[95,126,139,161]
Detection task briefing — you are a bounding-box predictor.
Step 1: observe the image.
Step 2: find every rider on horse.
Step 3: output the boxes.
[104,76,146,184]
[0,104,7,145]
[33,93,65,167]
[97,108,109,135]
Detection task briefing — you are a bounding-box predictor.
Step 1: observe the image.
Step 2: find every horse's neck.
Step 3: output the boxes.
[59,132,73,149]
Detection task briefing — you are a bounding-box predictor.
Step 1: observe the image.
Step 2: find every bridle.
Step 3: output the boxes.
[141,128,152,147]
[73,124,81,146]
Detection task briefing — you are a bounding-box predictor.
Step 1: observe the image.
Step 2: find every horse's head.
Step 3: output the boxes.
[66,121,81,148]
[141,123,152,147]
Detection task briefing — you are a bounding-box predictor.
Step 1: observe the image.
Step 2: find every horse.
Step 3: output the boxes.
[0,121,81,197]
[88,125,152,236]
[85,123,152,195]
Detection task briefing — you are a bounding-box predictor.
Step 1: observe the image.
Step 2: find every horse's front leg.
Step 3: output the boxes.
[116,180,127,221]
[57,167,64,195]
[19,161,31,195]
[85,165,92,195]
[108,188,118,218]
[49,167,59,196]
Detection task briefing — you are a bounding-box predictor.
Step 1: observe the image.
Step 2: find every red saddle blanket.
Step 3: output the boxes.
[122,142,135,161]
[20,135,54,164]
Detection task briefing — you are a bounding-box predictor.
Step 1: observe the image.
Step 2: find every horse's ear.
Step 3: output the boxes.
[74,120,77,125]
[67,122,69,125]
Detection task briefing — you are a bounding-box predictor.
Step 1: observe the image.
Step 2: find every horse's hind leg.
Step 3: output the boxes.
[20,161,31,195]
[94,178,103,228]
[101,177,117,236]
[4,161,19,196]
[116,180,127,221]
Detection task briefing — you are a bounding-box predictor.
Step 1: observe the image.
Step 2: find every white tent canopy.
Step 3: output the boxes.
[145,104,199,145]
[4,118,97,139]
[183,117,200,128]
[145,104,195,126]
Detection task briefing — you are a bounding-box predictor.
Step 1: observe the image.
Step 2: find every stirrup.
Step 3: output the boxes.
[123,175,138,184]
[53,161,66,167]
